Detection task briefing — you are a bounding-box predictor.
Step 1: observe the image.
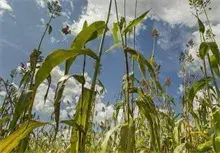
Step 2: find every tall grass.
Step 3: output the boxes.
[1,0,220,153]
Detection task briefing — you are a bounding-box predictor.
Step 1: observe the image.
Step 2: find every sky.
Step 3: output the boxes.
[1,0,220,121]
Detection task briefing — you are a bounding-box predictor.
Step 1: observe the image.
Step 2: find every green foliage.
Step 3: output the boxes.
[1,1,220,153]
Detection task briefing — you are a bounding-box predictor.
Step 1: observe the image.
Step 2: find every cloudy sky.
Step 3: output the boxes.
[0,0,220,119]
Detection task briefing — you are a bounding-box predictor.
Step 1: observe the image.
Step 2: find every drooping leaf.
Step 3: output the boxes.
[122,10,150,34]
[35,48,98,88]
[54,74,76,134]
[0,120,48,153]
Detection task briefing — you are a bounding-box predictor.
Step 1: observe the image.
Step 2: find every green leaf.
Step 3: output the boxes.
[66,21,105,73]
[199,42,209,59]
[198,18,205,34]
[35,48,98,88]
[210,55,220,77]
[208,42,220,65]
[112,22,119,44]
[0,120,48,153]
[122,10,150,35]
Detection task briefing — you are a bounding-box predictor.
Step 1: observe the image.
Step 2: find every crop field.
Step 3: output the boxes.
[0,0,220,152]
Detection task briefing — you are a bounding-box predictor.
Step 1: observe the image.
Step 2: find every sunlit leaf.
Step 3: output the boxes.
[35,48,98,88]
[122,10,150,34]
[0,120,48,153]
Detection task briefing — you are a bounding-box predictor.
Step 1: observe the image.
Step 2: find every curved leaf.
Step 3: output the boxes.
[188,77,212,102]
[35,48,98,88]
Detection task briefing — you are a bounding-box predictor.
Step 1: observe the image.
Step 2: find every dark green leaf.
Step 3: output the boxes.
[198,18,205,34]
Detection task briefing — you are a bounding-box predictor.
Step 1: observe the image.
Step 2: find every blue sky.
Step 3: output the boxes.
[1,0,220,118]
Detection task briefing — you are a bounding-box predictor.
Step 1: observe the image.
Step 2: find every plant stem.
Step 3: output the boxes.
[114,0,130,123]
[30,16,53,88]
[82,0,112,151]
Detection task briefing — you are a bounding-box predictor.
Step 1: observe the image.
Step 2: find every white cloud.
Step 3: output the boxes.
[0,0,12,16]
[69,0,219,33]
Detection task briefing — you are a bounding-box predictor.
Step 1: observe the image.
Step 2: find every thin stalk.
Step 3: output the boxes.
[79,55,86,152]
[30,16,53,87]
[201,5,220,101]
[114,0,130,123]
[131,0,138,116]
[82,0,112,151]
